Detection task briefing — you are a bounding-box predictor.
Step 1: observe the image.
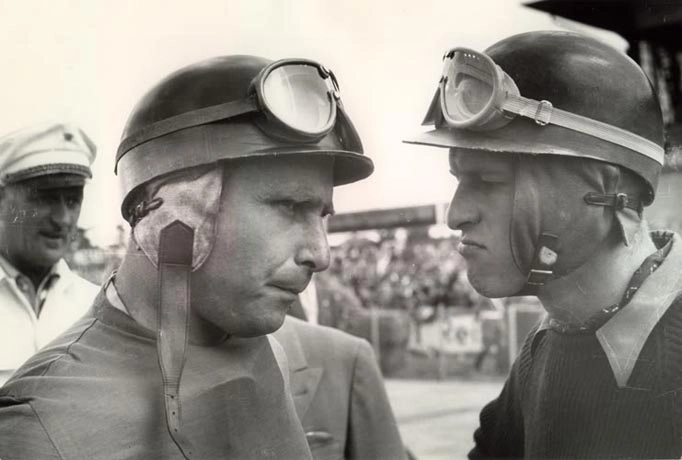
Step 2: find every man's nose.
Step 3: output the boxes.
[295,218,331,273]
[447,186,479,231]
[49,198,78,228]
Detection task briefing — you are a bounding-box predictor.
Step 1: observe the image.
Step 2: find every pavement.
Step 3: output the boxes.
[385,377,504,460]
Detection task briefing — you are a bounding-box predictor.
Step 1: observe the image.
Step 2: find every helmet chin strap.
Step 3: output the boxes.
[158,220,195,459]
[517,232,559,296]
[517,191,642,296]
[129,167,222,458]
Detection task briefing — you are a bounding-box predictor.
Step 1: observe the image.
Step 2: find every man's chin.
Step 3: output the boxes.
[468,272,526,298]
[22,252,62,273]
[230,312,288,338]
[36,244,67,264]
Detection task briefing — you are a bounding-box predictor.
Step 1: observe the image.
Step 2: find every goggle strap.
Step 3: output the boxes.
[502,94,664,165]
[118,97,259,159]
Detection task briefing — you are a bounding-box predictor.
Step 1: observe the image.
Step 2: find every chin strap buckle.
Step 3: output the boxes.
[524,233,559,293]
[534,100,553,126]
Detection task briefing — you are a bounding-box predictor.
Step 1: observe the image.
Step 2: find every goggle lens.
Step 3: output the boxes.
[442,50,496,124]
[263,64,335,135]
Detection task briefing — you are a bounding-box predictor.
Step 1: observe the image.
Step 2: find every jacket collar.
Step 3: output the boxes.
[535,231,682,388]
[0,253,19,281]
[272,316,323,420]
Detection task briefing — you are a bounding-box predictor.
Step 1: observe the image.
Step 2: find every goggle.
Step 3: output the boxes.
[434,47,664,164]
[118,58,352,157]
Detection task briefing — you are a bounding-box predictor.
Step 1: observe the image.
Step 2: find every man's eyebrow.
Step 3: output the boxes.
[258,188,334,213]
[298,196,335,215]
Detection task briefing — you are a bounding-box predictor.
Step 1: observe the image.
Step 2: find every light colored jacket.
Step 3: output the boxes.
[0,259,98,385]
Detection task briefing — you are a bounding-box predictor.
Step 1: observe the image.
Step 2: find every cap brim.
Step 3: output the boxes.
[403,125,582,156]
[246,146,374,186]
[10,172,88,190]
[403,120,661,196]
[4,165,90,187]
[118,121,374,205]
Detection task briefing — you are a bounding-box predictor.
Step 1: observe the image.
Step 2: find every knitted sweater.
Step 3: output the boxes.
[469,232,682,459]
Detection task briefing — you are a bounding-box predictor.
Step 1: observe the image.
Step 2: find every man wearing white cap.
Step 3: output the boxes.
[0,122,98,385]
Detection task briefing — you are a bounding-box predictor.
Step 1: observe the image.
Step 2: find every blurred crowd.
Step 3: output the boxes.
[326,232,490,314]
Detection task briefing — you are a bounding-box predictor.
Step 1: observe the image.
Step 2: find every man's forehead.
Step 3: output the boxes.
[234,156,334,187]
[257,180,334,205]
[449,149,517,172]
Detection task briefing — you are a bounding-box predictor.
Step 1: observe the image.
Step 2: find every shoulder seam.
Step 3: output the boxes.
[38,317,99,378]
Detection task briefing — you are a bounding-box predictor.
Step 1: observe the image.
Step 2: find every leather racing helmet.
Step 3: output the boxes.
[113,55,373,458]
[406,30,665,204]
[405,31,666,295]
[116,54,373,222]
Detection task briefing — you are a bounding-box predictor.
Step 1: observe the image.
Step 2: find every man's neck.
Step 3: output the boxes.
[115,245,228,346]
[23,267,53,292]
[537,229,657,325]
[0,250,52,291]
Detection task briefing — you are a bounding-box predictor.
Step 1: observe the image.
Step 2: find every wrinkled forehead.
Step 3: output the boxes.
[448,148,517,176]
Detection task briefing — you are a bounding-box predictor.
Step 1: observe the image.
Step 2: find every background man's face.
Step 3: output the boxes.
[191,155,335,337]
[0,179,83,274]
[447,150,526,297]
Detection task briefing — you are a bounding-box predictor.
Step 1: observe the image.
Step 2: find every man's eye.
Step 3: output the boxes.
[277,201,298,214]
[478,174,509,184]
[37,194,58,205]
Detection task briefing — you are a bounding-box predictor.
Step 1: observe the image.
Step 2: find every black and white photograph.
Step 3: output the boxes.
[0,1,681,458]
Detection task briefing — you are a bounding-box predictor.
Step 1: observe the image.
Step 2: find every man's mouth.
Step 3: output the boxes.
[38,231,68,241]
[460,237,486,249]
[269,278,311,296]
[457,238,486,256]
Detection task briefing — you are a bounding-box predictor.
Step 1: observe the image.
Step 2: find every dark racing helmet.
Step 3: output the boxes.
[406,30,665,204]
[116,54,373,222]
[113,55,373,459]
[406,31,667,295]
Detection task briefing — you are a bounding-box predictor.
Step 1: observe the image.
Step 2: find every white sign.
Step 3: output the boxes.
[440,314,483,354]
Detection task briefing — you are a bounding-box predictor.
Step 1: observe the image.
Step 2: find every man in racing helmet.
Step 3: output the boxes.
[406,31,682,458]
[0,55,401,459]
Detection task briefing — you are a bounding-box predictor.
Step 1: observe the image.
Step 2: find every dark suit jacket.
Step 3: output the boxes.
[273,316,406,460]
